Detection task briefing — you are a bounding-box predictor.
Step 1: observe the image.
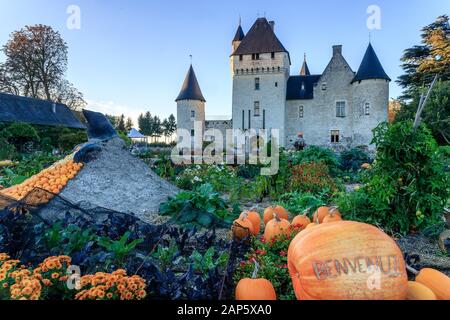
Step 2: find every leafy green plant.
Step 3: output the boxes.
[43,222,64,249]
[160,183,240,228]
[190,247,229,276]
[97,231,144,263]
[152,240,179,270]
[339,147,371,172]
[0,138,16,160]
[0,122,40,152]
[277,191,325,216]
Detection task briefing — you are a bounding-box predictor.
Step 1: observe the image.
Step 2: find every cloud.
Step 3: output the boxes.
[85,99,148,129]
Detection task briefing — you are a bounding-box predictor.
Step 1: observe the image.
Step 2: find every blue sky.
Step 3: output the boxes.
[0,0,448,123]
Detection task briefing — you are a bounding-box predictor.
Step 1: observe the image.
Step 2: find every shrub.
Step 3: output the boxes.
[1,122,40,152]
[289,146,340,175]
[290,162,338,196]
[58,129,87,152]
[339,147,371,172]
[0,138,16,160]
[355,121,448,235]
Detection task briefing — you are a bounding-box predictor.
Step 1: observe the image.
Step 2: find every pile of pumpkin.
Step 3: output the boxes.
[0,154,83,206]
[232,205,450,300]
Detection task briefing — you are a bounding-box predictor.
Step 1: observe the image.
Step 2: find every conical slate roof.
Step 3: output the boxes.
[352,43,390,83]
[231,18,288,56]
[300,55,310,76]
[232,25,245,42]
[175,65,206,102]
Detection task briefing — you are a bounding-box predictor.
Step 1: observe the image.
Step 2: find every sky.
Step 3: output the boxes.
[0,0,448,124]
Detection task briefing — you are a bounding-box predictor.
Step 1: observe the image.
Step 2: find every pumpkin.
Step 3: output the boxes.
[232,215,254,241]
[263,205,289,225]
[406,281,436,300]
[235,260,277,300]
[322,208,342,223]
[288,221,408,300]
[240,210,261,235]
[264,214,291,242]
[415,268,450,300]
[305,222,319,230]
[291,214,311,230]
[313,206,341,224]
[0,156,83,205]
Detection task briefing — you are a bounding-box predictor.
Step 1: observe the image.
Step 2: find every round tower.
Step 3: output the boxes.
[351,43,390,148]
[176,64,206,142]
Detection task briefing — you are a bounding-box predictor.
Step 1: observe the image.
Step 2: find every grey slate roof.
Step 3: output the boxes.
[352,43,390,83]
[0,92,85,129]
[286,75,321,100]
[232,25,245,42]
[231,18,289,57]
[175,65,206,102]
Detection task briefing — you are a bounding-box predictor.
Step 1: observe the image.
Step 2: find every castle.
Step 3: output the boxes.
[176,17,390,149]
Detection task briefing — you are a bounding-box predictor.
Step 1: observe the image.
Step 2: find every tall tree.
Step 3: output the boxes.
[397,15,450,100]
[162,118,170,143]
[0,24,86,110]
[125,117,134,132]
[167,114,177,142]
[117,114,126,132]
[152,116,162,142]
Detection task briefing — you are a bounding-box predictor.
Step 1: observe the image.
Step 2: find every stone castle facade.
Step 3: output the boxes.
[176,18,390,149]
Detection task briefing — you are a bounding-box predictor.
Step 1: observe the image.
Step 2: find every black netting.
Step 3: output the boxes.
[0,188,251,300]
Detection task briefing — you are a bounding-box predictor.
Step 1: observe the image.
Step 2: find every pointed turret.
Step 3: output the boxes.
[352,43,390,83]
[232,19,245,53]
[175,65,206,102]
[300,53,310,76]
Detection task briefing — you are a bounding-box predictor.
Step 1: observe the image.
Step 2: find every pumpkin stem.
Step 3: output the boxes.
[241,211,249,221]
[251,259,260,279]
[302,207,311,216]
[329,206,339,215]
[273,212,281,222]
[406,264,419,275]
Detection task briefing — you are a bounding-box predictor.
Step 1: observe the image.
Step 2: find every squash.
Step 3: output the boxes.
[406,281,436,300]
[312,206,331,224]
[288,221,408,300]
[240,210,261,235]
[322,208,342,223]
[263,205,289,225]
[232,215,254,241]
[291,214,311,230]
[235,261,277,300]
[415,268,450,300]
[264,214,291,242]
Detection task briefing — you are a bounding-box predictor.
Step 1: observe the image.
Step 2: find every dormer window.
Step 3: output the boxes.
[271,52,275,59]
[301,82,305,91]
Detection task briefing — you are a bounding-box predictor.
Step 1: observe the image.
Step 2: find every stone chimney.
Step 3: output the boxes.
[269,21,275,31]
[333,45,342,56]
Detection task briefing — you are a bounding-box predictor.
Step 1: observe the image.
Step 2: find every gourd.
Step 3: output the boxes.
[232,214,254,241]
[264,214,291,242]
[408,267,450,300]
[291,208,311,230]
[263,205,289,225]
[240,210,261,235]
[235,261,277,300]
[405,281,436,300]
[288,221,408,300]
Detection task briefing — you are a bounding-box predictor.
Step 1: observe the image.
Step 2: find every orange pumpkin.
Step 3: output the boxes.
[232,215,254,241]
[313,206,341,224]
[263,206,289,225]
[288,221,408,300]
[264,214,291,242]
[406,281,436,300]
[235,261,277,300]
[322,209,342,223]
[240,211,261,235]
[415,268,450,300]
[291,214,311,230]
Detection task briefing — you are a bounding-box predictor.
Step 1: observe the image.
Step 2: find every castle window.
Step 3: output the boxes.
[251,53,260,60]
[301,82,305,91]
[322,83,327,90]
[191,129,195,137]
[365,102,370,115]
[254,101,260,117]
[275,82,278,87]
[255,78,260,90]
[331,130,340,143]
[190,110,195,119]
[271,52,275,59]
[277,66,280,72]
[336,101,346,117]
[239,55,243,61]
[299,106,304,118]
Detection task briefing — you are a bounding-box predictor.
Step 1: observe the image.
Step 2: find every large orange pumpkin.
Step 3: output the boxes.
[231,216,254,241]
[415,268,450,300]
[291,214,311,230]
[406,281,436,300]
[264,215,291,242]
[264,206,289,225]
[240,211,261,235]
[288,221,408,300]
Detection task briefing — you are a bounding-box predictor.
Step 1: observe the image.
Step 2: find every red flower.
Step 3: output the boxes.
[255,249,267,255]
[240,261,247,267]
[260,236,266,243]
[279,250,287,257]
